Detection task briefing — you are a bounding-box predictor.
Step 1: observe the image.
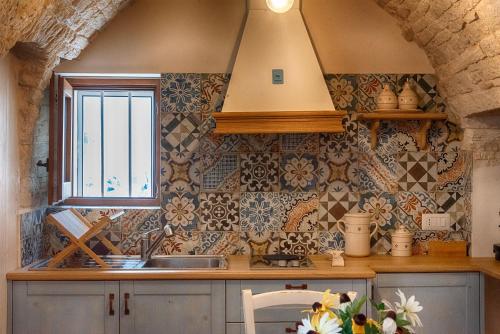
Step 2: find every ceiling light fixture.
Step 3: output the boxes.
[266,0,294,13]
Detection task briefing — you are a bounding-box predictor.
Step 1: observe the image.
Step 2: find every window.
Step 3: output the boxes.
[49,78,160,207]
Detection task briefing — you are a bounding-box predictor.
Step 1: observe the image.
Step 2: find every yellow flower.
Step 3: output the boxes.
[367,319,380,329]
[352,314,367,334]
[304,290,340,328]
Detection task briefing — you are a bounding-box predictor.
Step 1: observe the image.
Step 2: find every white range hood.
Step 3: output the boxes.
[213,0,345,134]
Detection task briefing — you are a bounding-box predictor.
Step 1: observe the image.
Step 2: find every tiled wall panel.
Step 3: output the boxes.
[20,73,471,265]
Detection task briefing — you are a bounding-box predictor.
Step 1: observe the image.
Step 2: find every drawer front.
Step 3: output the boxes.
[226,279,367,322]
[226,322,302,334]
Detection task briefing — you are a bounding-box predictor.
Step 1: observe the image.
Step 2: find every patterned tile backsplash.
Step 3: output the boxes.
[20,73,472,266]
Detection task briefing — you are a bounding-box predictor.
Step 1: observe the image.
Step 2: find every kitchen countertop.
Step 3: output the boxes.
[6,255,500,281]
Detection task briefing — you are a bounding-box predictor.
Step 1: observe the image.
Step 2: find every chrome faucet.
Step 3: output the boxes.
[140,224,174,261]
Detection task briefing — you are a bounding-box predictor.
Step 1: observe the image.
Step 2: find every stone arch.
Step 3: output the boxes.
[1,0,499,208]
[375,0,500,125]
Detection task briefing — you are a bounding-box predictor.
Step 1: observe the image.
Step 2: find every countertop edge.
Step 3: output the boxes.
[6,256,499,281]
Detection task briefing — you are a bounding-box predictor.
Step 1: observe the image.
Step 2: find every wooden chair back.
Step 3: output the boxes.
[242,289,324,334]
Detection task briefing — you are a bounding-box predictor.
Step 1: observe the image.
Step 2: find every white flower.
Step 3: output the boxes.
[382,317,397,334]
[298,314,342,334]
[394,289,423,328]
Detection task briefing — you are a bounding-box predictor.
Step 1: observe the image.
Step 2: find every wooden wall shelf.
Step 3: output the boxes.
[212,111,347,134]
[356,112,448,149]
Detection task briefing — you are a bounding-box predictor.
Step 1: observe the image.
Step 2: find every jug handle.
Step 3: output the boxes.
[338,220,346,235]
[370,220,378,238]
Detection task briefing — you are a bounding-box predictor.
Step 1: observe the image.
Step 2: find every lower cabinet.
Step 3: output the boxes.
[10,274,481,334]
[119,280,225,334]
[373,273,480,334]
[226,279,369,331]
[12,281,119,334]
[11,280,224,334]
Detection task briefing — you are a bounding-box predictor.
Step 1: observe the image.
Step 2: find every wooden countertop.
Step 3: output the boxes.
[6,255,500,281]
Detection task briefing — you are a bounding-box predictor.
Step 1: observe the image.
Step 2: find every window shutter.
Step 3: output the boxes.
[48,75,74,204]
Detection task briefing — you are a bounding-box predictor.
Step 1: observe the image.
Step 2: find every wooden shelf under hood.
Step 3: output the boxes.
[212,111,347,134]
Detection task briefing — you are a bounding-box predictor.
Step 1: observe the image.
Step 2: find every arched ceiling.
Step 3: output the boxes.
[376,0,500,125]
[1,0,498,123]
[1,0,499,208]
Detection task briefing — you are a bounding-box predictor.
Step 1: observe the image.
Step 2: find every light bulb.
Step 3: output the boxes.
[266,0,294,13]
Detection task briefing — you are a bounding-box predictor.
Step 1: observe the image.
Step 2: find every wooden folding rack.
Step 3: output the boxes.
[47,208,123,268]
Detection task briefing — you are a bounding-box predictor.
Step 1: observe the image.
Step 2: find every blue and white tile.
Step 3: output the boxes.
[161,73,201,113]
[357,74,397,112]
[318,232,345,254]
[279,232,318,255]
[161,192,199,231]
[240,231,280,256]
[325,74,358,113]
[240,192,283,236]
[396,74,446,113]
[319,115,358,153]
[195,232,241,255]
[358,120,420,155]
[397,192,437,230]
[240,153,279,192]
[202,153,240,192]
[280,133,319,153]
[280,153,318,192]
[318,151,359,192]
[161,151,201,193]
[357,152,400,193]
[161,112,201,157]
[358,192,398,231]
[199,192,239,231]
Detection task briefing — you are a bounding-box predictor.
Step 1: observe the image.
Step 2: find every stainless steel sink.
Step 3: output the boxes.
[29,255,228,270]
[141,255,228,270]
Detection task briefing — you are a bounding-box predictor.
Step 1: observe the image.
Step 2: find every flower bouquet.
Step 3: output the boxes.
[297,289,423,334]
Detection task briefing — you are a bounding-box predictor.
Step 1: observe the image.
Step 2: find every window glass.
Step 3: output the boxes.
[73,89,155,199]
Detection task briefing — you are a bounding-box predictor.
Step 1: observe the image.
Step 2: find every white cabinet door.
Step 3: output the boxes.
[374,273,480,334]
[226,279,368,323]
[12,281,119,334]
[120,280,225,334]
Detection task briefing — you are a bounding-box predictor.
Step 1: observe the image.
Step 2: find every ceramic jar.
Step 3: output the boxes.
[398,81,419,110]
[391,226,413,257]
[376,84,398,109]
[338,213,378,257]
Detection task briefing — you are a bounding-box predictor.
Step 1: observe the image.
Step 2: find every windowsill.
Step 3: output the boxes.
[54,203,161,210]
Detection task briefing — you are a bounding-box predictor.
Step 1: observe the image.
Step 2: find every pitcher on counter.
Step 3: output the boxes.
[338,213,378,257]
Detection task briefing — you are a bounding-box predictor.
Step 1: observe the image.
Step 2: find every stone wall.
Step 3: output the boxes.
[1,0,499,210]
[376,0,500,123]
[0,0,129,209]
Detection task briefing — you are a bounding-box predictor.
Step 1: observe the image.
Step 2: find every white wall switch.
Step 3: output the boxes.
[422,213,451,231]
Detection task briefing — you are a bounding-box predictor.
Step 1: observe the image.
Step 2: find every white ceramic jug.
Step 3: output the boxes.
[338,213,378,257]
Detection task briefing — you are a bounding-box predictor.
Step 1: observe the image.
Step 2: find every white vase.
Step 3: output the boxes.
[391,225,413,257]
[376,84,398,110]
[398,81,419,110]
[338,213,378,257]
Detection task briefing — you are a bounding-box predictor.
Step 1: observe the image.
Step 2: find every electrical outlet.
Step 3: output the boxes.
[422,213,451,231]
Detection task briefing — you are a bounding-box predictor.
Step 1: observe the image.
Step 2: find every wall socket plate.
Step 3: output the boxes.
[422,213,451,231]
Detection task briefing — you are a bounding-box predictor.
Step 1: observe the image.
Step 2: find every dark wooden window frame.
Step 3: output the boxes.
[50,77,161,207]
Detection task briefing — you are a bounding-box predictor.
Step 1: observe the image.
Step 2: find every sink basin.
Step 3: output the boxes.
[141,255,228,270]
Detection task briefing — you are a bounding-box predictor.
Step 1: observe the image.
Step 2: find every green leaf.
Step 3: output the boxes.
[351,295,367,315]
[342,318,353,334]
[364,323,381,334]
[369,299,385,311]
